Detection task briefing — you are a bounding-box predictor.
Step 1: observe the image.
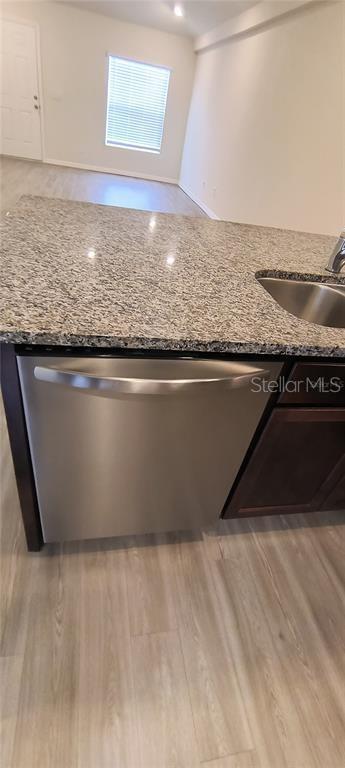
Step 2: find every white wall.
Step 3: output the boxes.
[0,1,196,182]
[180,1,344,235]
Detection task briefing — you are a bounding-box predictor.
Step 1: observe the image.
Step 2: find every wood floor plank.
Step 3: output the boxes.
[247,516,345,766]
[132,630,199,768]
[302,512,345,600]
[11,544,80,768]
[202,751,257,768]
[173,536,253,763]
[77,541,138,768]
[216,516,345,768]
[126,533,177,636]
[200,525,224,561]
[252,515,345,701]
[0,655,24,768]
[214,521,316,768]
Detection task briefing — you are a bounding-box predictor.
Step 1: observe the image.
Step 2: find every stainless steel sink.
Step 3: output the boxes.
[257,276,345,328]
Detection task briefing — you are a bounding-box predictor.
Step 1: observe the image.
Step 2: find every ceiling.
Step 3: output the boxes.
[64,1,260,38]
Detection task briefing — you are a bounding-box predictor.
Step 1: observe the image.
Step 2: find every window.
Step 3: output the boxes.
[105,55,171,153]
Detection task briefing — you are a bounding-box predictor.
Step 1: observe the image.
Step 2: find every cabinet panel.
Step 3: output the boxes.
[318,455,345,511]
[224,408,345,518]
[278,363,345,406]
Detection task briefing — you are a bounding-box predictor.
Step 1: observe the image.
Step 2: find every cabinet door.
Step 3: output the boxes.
[224,408,345,518]
[278,363,345,406]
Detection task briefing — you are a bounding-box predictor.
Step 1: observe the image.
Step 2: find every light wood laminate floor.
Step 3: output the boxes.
[0,156,206,216]
[1,156,345,767]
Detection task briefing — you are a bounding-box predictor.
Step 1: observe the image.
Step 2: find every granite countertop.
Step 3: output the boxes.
[0,195,344,357]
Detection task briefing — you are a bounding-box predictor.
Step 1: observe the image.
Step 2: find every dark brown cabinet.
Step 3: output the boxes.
[224,407,345,518]
[278,362,345,406]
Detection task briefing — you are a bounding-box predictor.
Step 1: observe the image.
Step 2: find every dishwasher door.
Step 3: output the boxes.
[17,356,282,542]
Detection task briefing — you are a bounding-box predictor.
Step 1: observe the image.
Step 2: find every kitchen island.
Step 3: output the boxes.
[1,196,344,551]
[1,195,344,356]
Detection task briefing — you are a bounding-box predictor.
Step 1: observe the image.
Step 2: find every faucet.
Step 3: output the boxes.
[326,229,345,273]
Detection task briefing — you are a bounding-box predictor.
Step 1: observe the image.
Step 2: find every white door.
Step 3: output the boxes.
[0,20,42,160]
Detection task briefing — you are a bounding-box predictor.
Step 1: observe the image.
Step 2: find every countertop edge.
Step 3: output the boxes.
[1,332,344,358]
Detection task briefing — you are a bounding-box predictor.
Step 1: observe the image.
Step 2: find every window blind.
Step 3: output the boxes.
[106,55,170,153]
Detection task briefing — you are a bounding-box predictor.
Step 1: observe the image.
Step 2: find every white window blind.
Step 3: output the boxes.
[106,55,170,153]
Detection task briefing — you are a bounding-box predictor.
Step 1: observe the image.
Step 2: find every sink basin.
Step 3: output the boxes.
[257,276,345,328]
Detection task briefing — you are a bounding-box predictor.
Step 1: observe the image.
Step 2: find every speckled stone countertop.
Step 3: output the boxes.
[1,195,344,357]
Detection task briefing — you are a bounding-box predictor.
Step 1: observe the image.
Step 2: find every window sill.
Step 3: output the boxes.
[105,141,161,155]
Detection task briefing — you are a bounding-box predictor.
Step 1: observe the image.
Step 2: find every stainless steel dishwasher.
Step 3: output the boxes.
[17,355,282,543]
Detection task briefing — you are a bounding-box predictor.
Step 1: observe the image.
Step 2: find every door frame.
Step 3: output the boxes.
[1,15,45,161]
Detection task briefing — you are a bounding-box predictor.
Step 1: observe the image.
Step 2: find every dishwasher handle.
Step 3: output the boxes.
[34,364,268,397]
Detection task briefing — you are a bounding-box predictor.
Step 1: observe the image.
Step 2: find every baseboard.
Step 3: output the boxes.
[44,158,179,185]
[178,183,220,219]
